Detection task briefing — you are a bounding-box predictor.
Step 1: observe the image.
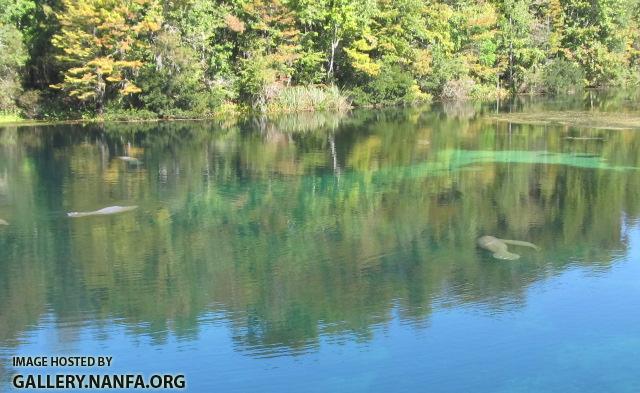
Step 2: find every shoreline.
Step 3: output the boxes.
[0,88,622,128]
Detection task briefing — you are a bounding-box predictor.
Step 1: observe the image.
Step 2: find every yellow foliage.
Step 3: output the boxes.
[345,35,381,76]
[345,48,382,76]
[413,49,433,77]
[51,0,163,107]
[121,83,142,95]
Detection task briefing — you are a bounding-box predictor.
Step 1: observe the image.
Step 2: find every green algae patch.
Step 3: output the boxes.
[438,150,639,171]
[489,111,640,130]
[356,149,639,187]
[373,150,639,182]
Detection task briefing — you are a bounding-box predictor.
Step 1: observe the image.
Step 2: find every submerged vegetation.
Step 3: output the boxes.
[492,111,640,130]
[1,0,640,121]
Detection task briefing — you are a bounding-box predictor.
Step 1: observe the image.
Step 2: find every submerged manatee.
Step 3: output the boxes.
[117,156,142,164]
[68,206,138,218]
[0,218,8,225]
[477,235,540,260]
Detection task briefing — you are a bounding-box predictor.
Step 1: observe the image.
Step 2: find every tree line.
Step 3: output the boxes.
[1,0,639,119]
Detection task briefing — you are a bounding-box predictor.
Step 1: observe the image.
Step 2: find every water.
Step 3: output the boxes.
[1,94,640,392]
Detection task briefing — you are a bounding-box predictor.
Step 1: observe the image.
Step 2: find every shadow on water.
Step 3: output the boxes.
[1,91,640,360]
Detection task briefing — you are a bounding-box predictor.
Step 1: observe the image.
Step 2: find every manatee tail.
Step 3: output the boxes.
[499,239,540,251]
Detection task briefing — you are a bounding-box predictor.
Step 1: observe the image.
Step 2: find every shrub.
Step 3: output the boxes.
[0,77,21,111]
[469,84,509,101]
[624,67,640,87]
[419,47,467,94]
[237,56,276,110]
[518,67,545,95]
[351,65,431,107]
[136,30,234,117]
[28,95,86,120]
[440,78,475,101]
[368,66,413,105]
[16,90,42,119]
[101,107,158,121]
[542,59,585,95]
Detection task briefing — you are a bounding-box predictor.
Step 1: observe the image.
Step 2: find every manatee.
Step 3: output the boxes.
[564,136,604,141]
[0,218,8,225]
[477,235,540,260]
[67,206,138,218]
[117,156,142,164]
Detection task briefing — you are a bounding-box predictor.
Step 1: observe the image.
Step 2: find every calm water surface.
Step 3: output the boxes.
[1,94,640,392]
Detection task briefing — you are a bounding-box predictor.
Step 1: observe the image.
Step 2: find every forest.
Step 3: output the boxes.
[1,0,640,120]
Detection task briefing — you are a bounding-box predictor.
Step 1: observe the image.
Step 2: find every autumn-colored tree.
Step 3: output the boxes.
[240,0,303,83]
[2,0,640,116]
[50,0,162,112]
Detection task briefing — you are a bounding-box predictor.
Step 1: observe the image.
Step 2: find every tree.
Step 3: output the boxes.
[0,22,27,110]
[559,0,637,85]
[497,0,545,90]
[137,28,227,116]
[50,0,162,112]
[0,0,33,110]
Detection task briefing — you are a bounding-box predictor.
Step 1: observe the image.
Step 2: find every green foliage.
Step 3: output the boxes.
[3,0,640,118]
[418,45,468,96]
[237,55,276,110]
[16,89,41,118]
[0,0,35,24]
[518,66,545,94]
[100,107,158,121]
[351,65,431,106]
[136,29,234,117]
[542,59,585,95]
[0,23,27,111]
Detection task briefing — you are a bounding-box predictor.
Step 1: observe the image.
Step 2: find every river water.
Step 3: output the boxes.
[1,94,640,392]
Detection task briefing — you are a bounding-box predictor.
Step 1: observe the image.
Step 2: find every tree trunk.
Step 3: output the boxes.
[96,72,105,114]
[328,25,340,79]
[509,16,514,90]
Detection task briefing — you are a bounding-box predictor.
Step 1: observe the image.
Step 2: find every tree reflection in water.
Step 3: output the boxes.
[1,94,640,358]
